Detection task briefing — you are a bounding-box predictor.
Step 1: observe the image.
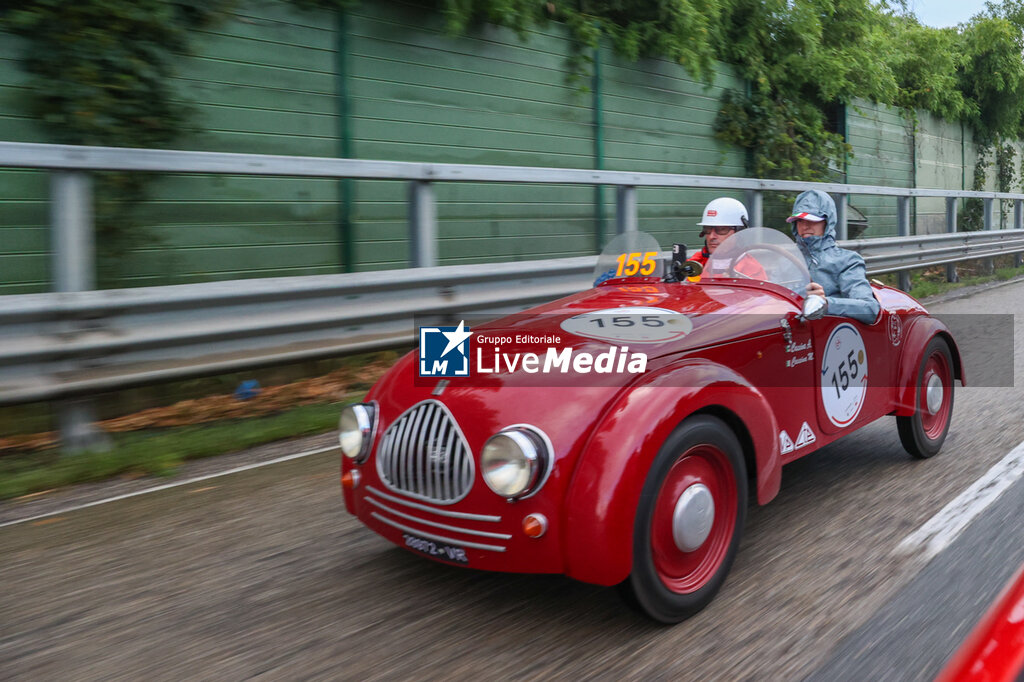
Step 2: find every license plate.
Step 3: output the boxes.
[402,533,469,564]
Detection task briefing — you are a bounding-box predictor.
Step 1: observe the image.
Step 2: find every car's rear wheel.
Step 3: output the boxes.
[897,336,955,459]
[621,415,747,623]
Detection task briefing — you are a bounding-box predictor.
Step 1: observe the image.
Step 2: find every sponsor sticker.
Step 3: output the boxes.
[888,313,903,346]
[560,307,693,344]
[780,430,795,455]
[795,421,817,448]
[820,323,869,427]
[779,422,816,455]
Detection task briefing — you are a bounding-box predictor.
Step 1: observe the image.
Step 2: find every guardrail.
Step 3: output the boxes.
[2,141,1024,450]
[0,257,595,407]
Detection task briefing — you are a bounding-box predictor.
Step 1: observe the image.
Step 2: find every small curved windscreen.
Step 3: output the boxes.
[703,227,810,295]
[593,232,664,286]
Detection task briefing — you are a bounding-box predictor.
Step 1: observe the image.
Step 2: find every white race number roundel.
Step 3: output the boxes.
[560,307,693,344]
[820,323,869,427]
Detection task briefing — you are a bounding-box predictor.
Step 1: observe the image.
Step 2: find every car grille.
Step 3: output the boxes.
[376,400,474,504]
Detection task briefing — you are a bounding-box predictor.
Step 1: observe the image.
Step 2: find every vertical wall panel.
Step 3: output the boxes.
[0,35,50,294]
[915,110,965,234]
[346,0,596,268]
[600,54,747,247]
[847,99,914,238]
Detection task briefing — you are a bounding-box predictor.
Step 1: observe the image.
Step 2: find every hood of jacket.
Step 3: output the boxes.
[790,190,837,247]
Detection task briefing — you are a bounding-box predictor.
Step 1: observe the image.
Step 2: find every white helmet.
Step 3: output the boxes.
[697,197,749,231]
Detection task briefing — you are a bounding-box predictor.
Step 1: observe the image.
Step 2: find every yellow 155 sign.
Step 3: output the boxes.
[615,251,659,277]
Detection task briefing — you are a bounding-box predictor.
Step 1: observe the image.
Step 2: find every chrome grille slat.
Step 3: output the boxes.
[404,405,426,492]
[391,407,412,489]
[442,428,455,501]
[376,400,474,504]
[421,404,437,497]
[425,405,443,501]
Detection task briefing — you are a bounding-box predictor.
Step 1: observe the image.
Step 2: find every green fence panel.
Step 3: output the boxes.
[847,99,914,238]
[0,35,50,294]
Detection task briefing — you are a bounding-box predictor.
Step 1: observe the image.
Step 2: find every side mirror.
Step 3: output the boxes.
[675,260,703,280]
[799,294,827,321]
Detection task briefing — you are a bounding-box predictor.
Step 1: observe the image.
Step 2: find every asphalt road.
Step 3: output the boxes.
[2,279,1024,681]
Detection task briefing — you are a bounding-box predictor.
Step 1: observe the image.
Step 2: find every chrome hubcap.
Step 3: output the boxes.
[926,374,944,415]
[672,483,715,552]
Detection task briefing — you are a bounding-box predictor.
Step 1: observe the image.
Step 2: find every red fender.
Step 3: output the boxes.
[561,360,781,587]
[895,317,965,416]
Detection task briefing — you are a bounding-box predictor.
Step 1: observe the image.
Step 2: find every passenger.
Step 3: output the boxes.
[691,197,764,281]
[788,190,880,324]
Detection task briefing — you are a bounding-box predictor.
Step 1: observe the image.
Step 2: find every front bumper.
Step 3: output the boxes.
[344,470,566,575]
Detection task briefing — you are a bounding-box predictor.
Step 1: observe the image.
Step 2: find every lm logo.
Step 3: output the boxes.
[418,320,472,377]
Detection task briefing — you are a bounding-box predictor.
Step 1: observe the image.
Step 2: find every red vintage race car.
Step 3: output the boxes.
[338,228,963,623]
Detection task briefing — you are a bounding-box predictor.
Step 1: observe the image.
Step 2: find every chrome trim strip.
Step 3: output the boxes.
[367,498,512,540]
[366,485,501,522]
[371,512,507,552]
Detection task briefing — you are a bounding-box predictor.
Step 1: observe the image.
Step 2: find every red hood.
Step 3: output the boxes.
[476,278,801,358]
[374,278,802,400]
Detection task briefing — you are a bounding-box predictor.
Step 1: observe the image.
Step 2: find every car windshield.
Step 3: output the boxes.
[704,227,810,295]
[593,231,664,286]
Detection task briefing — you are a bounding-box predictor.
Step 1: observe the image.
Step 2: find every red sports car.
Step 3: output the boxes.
[339,228,963,622]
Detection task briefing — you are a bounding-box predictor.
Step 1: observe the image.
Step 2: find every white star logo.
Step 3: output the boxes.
[440,320,472,358]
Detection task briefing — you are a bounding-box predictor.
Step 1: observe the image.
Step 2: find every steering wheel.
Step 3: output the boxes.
[724,243,808,284]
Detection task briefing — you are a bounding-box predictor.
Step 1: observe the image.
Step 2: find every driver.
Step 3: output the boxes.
[691,197,765,281]
[788,190,880,324]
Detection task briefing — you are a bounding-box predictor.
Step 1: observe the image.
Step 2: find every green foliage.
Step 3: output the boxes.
[0,0,225,147]
[887,20,972,121]
[430,0,724,82]
[715,90,848,181]
[714,0,897,179]
[958,16,1024,140]
[960,143,990,232]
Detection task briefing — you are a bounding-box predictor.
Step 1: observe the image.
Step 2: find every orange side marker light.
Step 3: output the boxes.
[522,513,548,538]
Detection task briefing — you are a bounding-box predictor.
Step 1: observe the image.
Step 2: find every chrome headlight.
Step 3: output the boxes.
[339,403,375,461]
[481,426,550,499]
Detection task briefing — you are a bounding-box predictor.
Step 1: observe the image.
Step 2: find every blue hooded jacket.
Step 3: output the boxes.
[790,190,880,324]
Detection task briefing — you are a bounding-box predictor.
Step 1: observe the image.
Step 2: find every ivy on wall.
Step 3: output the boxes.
[0,0,234,283]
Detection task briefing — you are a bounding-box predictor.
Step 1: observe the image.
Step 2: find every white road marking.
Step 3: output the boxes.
[0,444,340,530]
[896,440,1024,561]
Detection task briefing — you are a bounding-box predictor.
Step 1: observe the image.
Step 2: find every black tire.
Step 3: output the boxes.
[620,415,747,623]
[897,336,955,459]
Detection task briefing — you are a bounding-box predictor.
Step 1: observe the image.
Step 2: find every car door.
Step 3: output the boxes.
[811,313,894,436]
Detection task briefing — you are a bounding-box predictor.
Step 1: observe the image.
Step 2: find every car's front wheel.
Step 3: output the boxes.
[897,336,955,459]
[621,415,747,623]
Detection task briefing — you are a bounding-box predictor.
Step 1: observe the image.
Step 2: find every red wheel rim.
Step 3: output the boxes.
[920,350,952,440]
[650,444,737,594]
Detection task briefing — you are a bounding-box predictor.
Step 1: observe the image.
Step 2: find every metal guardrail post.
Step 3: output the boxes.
[616,185,637,234]
[744,189,763,228]
[408,180,437,267]
[52,171,95,292]
[982,197,995,274]
[945,197,959,282]
[897,196,911,291]
[835,193,848,241]
[50,171,109,454]
[1016,200,1024,268]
